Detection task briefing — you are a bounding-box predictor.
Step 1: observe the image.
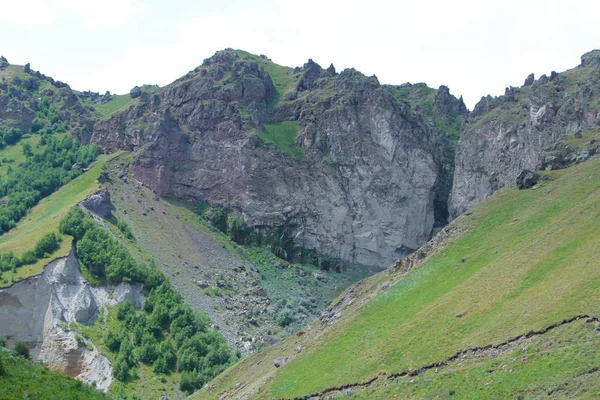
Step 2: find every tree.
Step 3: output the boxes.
[14,341,30,359]
[22,142,32,157]
[113,358,129,382]
[152,357,169,375]
[33,232,60,258]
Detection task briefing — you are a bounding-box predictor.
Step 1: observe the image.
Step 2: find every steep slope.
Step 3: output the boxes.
[101,154,378,353]
[89,49,463,268]
[0,151,120,286]
[193,154,600,399]
[0,345,108,400]
[0,250,142,391]
[450,49,600,218]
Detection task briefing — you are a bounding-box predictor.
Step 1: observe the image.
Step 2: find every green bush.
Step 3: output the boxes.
[33,232,60,258]
[61,208,144,283]
[152,357,169,375]
[14,341,30,359]
[117,218,134,240]
[277,308,295,327]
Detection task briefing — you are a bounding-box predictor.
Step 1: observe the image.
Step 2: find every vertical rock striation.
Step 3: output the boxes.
[92,50,458,267]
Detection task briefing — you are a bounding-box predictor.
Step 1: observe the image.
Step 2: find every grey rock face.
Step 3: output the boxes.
[524,73,535,86]
[435,85,468,118]
[92,49,452,268]
[450,51,600,219]
[130,85,142,98]
[516,169,538,190]
[581,50,600,69]
[80,188,112,218]
[0,248,143,391]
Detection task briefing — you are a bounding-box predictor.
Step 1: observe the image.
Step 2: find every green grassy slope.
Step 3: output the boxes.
[235,50,298,103]
[0,347,108,400]
[0,152,122,286]
[194,155,600,399]
[92,85,160,118]
[0,134,42,175]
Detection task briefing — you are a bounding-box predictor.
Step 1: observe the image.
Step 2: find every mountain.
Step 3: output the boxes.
[1,48,600,399]
[451,49,600,217]
[87,49,466,268]
[193,145,600,400]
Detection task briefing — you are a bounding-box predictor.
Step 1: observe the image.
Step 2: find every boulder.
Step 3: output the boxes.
[524,73,535,86]
[80,188,112,218]
[274,357,286,368]
[24,63,30,73]
[130,86,142,98]
[516,169,538,190]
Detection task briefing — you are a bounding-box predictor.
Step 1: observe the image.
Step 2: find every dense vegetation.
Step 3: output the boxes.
[61,207,237,394]
[0,125,23,148]
[105,286,236,394]
[0,342,107,400]
[0,134,100,233]
[59,207,155,284]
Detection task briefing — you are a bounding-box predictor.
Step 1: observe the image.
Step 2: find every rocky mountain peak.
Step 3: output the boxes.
[295,58,324,91]
[202,48,240,67]
[581,49,600,68]
[434,85,468,118]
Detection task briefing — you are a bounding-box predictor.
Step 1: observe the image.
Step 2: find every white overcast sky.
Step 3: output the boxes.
[1,0,598,109]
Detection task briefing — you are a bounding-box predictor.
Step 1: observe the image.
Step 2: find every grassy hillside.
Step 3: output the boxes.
[254,121,304,160]
[235,50,298,103]
[0,347,108,400]
[93,85,159,118]
[194,154,600,399]
[0,152,122,286]
[0,134,42,175]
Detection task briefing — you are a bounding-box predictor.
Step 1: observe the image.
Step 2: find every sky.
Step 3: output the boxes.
[0,0,599,109]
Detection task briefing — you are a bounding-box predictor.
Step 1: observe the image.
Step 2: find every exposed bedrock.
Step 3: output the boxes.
[0,248,143,391]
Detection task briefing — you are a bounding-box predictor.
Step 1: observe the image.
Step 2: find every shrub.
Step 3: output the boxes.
[14,341,30,359]
[276,308,295,327]
[179,370,204,394]
[117,219,134,240]
[33,232,60,258]
[113,358,129,382]
[152,357,169,375]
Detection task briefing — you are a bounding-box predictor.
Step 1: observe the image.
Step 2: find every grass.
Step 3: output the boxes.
[235,50,298,104]
[194,155,600,399]
[383,84,463,140]
[0,65,30,82]
[253,121,304,160]
[353,320,600,399]
[560,65,597,93]
[0,152,123,286]
[92,85,159,118]
[0,134,42,175]
[93,94,135,117]
[564,126,600,152]
[0,347,108,400]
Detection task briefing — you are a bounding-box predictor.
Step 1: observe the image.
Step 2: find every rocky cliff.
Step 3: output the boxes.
[91,50,463,267]
[0,248,143,391]
[450,50,600,218]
